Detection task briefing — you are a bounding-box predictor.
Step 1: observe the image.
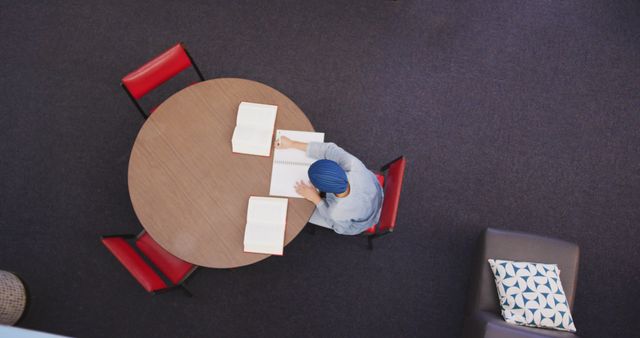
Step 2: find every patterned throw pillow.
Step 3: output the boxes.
[488,259,577,332]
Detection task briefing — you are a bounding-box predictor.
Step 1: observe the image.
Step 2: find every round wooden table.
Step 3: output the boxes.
[128,78,315,268]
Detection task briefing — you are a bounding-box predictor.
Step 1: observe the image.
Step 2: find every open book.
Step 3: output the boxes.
[243,196,288,255]
[231,102,278,156]
[269,130,325,198]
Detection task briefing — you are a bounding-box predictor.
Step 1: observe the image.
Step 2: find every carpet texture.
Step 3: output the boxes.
[1,1,639,337]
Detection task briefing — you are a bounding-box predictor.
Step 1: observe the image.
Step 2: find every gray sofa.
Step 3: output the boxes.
[462,228,580,338]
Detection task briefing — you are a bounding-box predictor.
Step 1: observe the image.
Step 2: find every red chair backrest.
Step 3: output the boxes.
[122,43,193,99]
[377,157,406,233]
[101,237,168,292]
[135,232,195,285]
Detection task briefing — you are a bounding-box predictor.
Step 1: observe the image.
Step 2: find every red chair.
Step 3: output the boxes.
[363,156,407,249]
[121,42,205,119]
[101,231,197,296]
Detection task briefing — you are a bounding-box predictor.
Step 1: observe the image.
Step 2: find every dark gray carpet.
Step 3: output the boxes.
[1,1,639,337]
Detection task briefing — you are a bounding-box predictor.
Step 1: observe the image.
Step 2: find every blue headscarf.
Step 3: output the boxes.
[308,159,348,193]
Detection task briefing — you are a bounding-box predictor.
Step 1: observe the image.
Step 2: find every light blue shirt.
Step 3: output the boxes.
[306,142,384,235]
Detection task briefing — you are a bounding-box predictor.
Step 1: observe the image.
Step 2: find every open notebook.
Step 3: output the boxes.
[269,130,325,198]
[231,102,278,156]
[243,196,288,255]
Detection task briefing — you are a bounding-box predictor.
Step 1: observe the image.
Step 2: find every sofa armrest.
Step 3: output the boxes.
[465,228,580,315]
[463,311,580,338]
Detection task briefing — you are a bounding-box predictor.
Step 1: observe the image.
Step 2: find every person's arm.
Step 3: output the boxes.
[295,180,321,204]
[276,136,307,152]
[277,136,361,171]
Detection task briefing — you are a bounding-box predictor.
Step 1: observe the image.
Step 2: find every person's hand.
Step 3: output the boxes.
[295,180,321,204]
[276,135,293,149]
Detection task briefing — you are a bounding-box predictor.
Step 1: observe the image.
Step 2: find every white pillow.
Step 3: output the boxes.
[488,259,577,332]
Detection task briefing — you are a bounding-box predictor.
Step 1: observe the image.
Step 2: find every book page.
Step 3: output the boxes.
[246,196,288,224]
[232,126,273,156]
[243,222,284,255]
[244,197,287,255]
[270,130,325,198]
[232,126,273,146]
[237,102,277,131]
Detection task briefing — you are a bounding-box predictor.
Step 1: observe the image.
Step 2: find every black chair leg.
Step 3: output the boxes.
[121,83,148,120]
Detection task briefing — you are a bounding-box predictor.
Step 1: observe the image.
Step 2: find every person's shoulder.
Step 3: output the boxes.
[326,199,352,219]
[354,174,382,198]
[345,156,368,171]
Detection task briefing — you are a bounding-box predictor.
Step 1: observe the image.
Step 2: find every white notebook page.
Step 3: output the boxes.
[269,130,325,198]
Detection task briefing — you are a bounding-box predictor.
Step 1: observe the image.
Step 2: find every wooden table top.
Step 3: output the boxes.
[128,78,316,268]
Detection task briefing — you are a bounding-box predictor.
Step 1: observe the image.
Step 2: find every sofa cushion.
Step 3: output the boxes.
[488,259,577,333]
[463,311,580,338]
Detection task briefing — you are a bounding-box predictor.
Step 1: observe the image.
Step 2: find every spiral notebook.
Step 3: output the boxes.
[269,129,325,198]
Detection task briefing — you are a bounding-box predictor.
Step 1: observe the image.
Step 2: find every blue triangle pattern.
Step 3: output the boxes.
[487,259,577,333]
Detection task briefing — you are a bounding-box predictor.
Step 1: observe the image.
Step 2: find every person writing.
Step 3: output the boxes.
[276,136,384,235]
